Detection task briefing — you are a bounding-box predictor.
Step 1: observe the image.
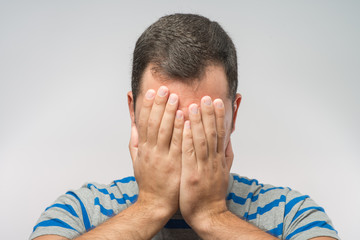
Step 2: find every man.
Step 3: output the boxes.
[30,14,339,240]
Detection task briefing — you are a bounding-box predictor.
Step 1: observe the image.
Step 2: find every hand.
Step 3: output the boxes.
[179,96,233,228]
[129,86,184,217]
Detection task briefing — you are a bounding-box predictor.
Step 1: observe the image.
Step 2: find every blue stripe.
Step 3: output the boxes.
[244,195,286,220]
[227,187,286,205]
[114,176,136,184]
[33,218,79,233]
[233,175,264,187]
[227,192,249,205]
[285,195,309,217]
[291,206,325,224]
[267,223,283,237]
[87,184,138,205]
[45,203,79,218]
[262,187,286,194]
[66,191,92,231]
[286,221,336,239]
[114,193,138,204]
[164,219,191,229]
[87,183,110,194]
[94,197,114,217]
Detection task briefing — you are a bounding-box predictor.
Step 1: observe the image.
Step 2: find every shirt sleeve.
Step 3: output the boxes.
[29,190,92,240]
[282,190,340,240]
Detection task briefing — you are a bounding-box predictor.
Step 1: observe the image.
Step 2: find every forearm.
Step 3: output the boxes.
[192,210,279,240]
[75,201,171,240]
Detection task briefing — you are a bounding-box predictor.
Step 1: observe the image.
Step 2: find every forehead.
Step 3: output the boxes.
[138,64,229,108]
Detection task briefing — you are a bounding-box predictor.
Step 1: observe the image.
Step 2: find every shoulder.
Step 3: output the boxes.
[74,176,139,222]
[227,173,291,221]
[227,173,339,239]
[30,176,139,240]
[227,173,291,208]
[83,176,139,206]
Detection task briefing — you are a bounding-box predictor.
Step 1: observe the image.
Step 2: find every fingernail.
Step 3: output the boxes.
[145,90,155,99]
[158,86,168,97]
[214,99,224,108]
[190,104,198,114]
[203,96,211,106]
[169,94,178,105]
[176,110,183,119]
[185,120,191,129]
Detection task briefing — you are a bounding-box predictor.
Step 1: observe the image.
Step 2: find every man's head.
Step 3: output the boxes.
[131,13,238,108]
[128,13,241,142]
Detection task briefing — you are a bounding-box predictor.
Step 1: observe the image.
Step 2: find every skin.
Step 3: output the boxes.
[128,64,242,231]
[34,64,336,240]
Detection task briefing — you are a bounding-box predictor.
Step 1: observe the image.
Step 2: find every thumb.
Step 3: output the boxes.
[225,139,234,172]
[129,122,139,166]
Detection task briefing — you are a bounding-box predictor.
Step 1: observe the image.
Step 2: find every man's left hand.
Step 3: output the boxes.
[179,96,234,230]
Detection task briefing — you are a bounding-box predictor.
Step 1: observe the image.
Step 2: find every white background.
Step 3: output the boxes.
[0,1,359,239]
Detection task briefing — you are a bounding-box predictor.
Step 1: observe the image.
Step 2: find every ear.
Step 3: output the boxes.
[231,93,242,133]
[127,91,136,125]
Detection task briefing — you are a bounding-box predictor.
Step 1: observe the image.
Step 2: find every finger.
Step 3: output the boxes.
[169,110,184,155]
[137,89,156,144]
[182,120,197,171]
[188,103,207,161]
[129,122,139,166]
[214,99,226,153]
[157,93,179,151]
[200,96,217,156]
[147,86,169,145]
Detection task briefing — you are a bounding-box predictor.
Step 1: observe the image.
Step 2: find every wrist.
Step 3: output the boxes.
[184,204,229,234]
[191,210,234,238]
[76,197,177,240]
[135,194,178,221]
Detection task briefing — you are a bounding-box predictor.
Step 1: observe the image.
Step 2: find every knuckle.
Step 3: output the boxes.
[143,100,153,108]
[137,147,144,158]
[216,110,225,118]
[142,101,154,110]
[172,128,180,138]
[158,126,168,137]
[188,175,200,185]
[163,165,175,175]
[166,102,177,112]
[171,133,181,146]
[209,130,217,139]
[217,129,226,138]
[148,153,161,164]
[171,137,180,148]
[174,119,184,129]
[143,96,153,106]
[198,137,207,148]
[154,96,166,106]
[147,118,157,129]
[163,109,175,122]
[191,116,202,124]
[204,107,214,115]
[184,147,195,157]
[138,118,147,128]
[184,129,192,138]
[212,163,219,172]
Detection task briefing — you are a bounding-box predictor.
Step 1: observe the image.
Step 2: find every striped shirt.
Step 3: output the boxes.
[30,173,339,239]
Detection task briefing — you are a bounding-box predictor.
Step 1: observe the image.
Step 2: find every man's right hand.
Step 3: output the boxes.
[129,86,184,218]
[36,86,184,240]
[60,87,185,240]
